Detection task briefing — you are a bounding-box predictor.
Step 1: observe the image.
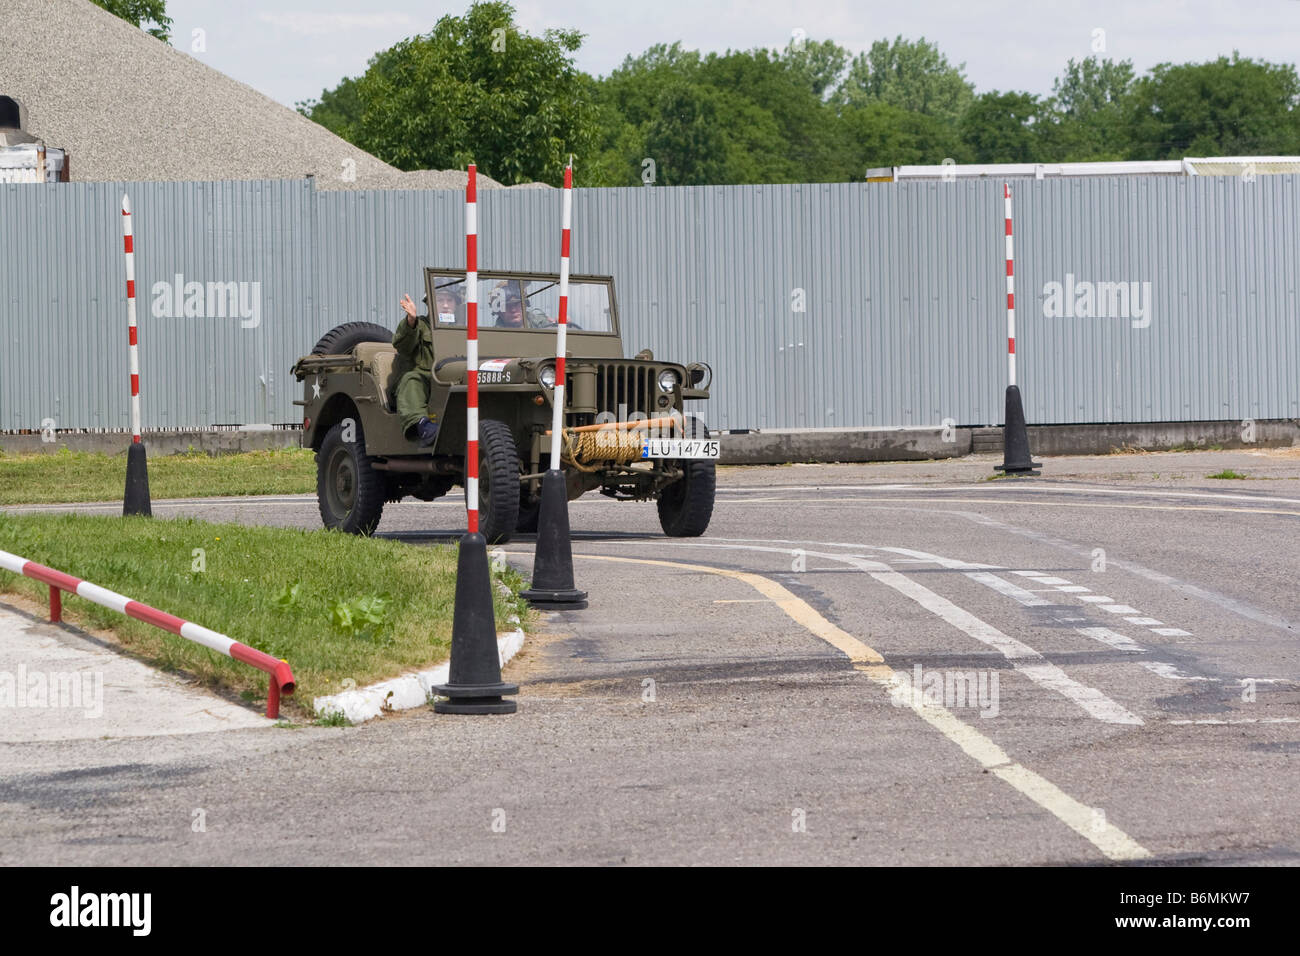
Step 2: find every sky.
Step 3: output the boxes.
[162,0,1300,108]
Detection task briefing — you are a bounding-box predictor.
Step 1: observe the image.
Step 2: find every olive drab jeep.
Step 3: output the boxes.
[290,268,717,543]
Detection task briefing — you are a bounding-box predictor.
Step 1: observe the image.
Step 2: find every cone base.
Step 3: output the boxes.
[433,698,518,715]
[123,441,152,517]
[520,587,588,609]
[994,462,1041,475]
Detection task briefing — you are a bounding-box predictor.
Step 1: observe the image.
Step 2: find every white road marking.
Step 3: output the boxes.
[1100,604,1140,614]
[1057,585,1092,593]
[964,572,1052,607]
[1141,662,1215,681]
[1079,595,1116,603]
[679,543,1144,726]
[1028,576,1072,585]
[576,549,1152,861]
[1151,627,1192,637]
[1076,627,1145,653]
[1124,617,1165,626]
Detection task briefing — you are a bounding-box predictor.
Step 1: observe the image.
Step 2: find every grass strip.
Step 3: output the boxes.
[0,448,316,504]
[0,512,528,716]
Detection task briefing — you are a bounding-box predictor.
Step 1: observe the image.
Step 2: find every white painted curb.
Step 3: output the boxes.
[312,627,526,724]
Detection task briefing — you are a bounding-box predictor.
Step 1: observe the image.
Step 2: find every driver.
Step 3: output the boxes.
[490,283,525,328]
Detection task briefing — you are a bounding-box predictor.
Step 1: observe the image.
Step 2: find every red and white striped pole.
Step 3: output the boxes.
[465,166,480,534]
[0,547,296,718]
[122,194,142,442]
[430,163,519,713]
[996,182,1040,474]
[1004,182,1016,388]
[548,162,573,471]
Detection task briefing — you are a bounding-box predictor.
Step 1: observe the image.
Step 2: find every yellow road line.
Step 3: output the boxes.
[571,551,1152,862]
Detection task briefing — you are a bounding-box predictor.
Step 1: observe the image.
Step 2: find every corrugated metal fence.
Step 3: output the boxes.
[3,175,1298,431]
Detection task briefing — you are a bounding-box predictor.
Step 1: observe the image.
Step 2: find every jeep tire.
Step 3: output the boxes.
[656,416,715,537]
[471,419,521,544]
[311,321,392,356]
[318,420,385,535]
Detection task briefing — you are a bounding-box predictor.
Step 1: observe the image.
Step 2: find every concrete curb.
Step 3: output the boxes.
[719,426,970,465]
[6,419,1297,463]
[311,627,526,725]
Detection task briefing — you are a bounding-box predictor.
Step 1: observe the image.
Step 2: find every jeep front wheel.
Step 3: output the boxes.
[469,419,520,544]
[657,417,716,537]
[317,421,385,535]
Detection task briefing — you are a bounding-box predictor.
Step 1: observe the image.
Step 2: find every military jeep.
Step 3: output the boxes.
[291,268,717,543]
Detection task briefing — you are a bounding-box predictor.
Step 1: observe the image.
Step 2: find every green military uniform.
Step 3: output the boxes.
[392,313,436,436]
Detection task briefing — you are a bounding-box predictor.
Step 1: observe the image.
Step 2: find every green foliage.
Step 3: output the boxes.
[298,8,1300,185]
[90,0,172,42]
[273,582,302,610]
[1122,53,1300,158]
[960,91,1044,163]
[1038,57,1136,161]
[836,36,975,125]
[328,594,392,640]
[299,1,599,185]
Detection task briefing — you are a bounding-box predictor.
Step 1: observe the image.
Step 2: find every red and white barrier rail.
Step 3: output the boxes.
[1003,182,1016,387]
[465,165,480,535]
[0,548,295,718]
[122,194,142,442]
[549,162,573,471]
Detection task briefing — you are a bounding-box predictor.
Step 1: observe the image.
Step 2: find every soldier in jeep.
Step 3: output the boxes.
[393,292,441,446]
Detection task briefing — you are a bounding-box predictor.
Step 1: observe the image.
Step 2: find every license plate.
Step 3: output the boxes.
[641,438,720,459]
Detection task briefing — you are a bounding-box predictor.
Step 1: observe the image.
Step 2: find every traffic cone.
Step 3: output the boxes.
[995,385,1041,475]
[432,532,518,714]
[520,469,588,610]
[123,441,152,516]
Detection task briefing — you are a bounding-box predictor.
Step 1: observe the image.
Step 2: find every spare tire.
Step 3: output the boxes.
[311,321,393,356]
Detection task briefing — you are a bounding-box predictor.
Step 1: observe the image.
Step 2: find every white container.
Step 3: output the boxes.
[0,143,67,183]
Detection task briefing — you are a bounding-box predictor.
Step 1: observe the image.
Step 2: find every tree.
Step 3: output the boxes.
[835,36,975,125]
[91,0,171,41]
[960,91,1043,163]
[780,38,850,99]
[642,83,732,185]
[840,102,967,173]
[299,2,601,186]
[1038,57,1135,161]
[1122,53,1300,158]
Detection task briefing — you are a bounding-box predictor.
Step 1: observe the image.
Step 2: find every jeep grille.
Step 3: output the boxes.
[594,362,655,416]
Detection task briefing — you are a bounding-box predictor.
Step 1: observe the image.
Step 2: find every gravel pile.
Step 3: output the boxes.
[0,0,542,190]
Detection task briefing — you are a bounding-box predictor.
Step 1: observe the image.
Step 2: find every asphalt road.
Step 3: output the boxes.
[2,448,1298,865]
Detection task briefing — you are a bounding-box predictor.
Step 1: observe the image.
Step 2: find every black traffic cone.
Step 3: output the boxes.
[123,441,152,516]
[995,385,1041,475]
[520,469,588,610]
[432,532,518,714]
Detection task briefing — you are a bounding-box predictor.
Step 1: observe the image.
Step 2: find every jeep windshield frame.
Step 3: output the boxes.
[424,268,621,339]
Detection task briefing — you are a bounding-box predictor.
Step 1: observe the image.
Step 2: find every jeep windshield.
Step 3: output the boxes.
[428,272,617,335]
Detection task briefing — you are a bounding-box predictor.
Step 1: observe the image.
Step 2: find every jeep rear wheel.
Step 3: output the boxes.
[657,416,715,537]
[469,419,520,544]
[317,421,385,535]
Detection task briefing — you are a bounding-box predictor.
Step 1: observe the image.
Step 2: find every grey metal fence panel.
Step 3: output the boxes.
[0,179,315,431]
[3,175,1298,431]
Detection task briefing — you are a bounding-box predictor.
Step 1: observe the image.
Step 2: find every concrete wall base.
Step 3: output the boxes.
[3,420,1296,464]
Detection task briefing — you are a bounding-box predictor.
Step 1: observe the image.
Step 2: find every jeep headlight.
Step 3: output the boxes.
[657,369,681,392]
[538,364,557,389]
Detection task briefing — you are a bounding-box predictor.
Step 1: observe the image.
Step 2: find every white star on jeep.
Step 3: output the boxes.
[312,376,321,399]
